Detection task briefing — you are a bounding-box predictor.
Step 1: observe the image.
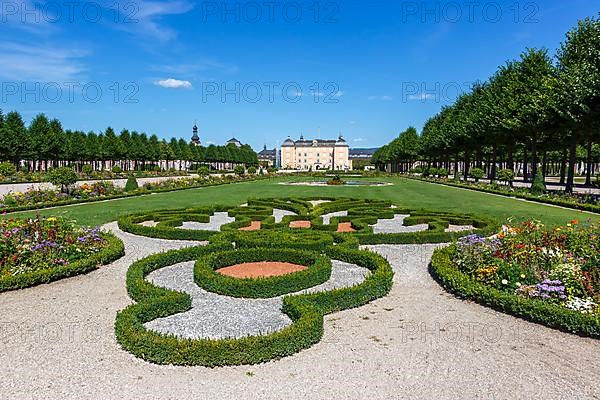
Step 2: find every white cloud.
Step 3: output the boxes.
[111,0,195,42]
[311,91,324,97]
[353,138,365,142]
[333,90,345,97]
[368,95,393,101]
[0,43,87,82]
[408,93,436,101]
[154,78,192,89]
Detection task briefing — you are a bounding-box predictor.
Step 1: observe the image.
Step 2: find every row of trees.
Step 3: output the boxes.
[373,15,600,192]
[0,111,258,172]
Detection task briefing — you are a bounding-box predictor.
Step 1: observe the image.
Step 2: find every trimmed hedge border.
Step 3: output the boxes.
[118,197,497,245]
[114,242,393,366]
[429,246,600,338]
[194,248,332,298]
[403,175,600,214]
[0,233,124,292]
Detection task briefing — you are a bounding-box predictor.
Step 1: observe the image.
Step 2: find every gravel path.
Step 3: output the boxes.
[321,210,347,225]
[0,226,597,400]
[370,214,429,234]
[178,212,235,231]
[145,260,368,339]
[273,208,296,223]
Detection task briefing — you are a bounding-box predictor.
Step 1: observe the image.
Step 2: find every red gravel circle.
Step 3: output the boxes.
[217,262,308,278]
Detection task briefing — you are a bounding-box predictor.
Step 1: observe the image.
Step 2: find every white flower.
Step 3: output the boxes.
[515,282,521,287]
[520,274,526,279]
[501,279,508,285]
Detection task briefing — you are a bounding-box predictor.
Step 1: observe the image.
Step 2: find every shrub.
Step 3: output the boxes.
[81,164,93,175]
[124,175,138,192]
[437,168,449,178]
[111,165,122,174]
[114,242,393,366]
[153,165,162,172]
[234,165,245,176]
[530,170,546,195]
[197,166,210,176]
[409,166,423,174]
[497,169,515,185]
[0,162,17,177]
[247,166,257,175]
[469,168,485,182]
[46,167,78,193]
[267,167,277,174]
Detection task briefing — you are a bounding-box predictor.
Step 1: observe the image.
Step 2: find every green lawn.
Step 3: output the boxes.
[8,176,597,227]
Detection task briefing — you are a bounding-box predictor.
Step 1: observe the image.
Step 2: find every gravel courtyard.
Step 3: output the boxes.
[1,223,598,400]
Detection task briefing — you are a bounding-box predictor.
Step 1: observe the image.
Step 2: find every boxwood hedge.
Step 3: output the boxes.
[114,239,393,366]
[195,248,332,298]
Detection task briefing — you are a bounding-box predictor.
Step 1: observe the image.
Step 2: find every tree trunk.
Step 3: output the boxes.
[489,145,497,183]
[559,147,568,184]
[566,134,578,194]
[531,139,538,178]
[585,137,593,186]
[522,147,529,183]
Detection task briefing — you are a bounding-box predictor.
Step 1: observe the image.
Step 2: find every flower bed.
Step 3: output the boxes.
[0,174,270,214]
[430,220,600,337]
[0,216,124,291]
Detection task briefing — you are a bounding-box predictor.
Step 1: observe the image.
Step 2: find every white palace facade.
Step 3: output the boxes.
[280,134,351,171]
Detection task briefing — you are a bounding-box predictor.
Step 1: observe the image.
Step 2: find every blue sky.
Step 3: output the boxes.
[0,1,597,150]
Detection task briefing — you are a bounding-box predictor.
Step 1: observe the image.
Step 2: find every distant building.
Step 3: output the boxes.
[191,124,201,146]
[280,133,351,171]
[349,148,378,161]
[258,145,277,167]
[226,137,242,147]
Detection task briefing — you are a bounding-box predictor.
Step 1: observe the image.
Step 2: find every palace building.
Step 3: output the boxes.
[280,134,351,171]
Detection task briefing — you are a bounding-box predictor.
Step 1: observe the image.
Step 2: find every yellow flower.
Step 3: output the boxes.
[47,217,57,222]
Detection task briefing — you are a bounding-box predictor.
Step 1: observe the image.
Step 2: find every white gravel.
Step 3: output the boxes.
[145,260,368,339]
[309,200,331,206]
[370,214,429,234]
[445,225,475,233]
[321,211,347,225]
[0,225,598,400]
[178,212,235,231]
[273,208,296,223]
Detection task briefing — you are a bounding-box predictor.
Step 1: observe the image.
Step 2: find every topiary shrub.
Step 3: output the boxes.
[198,166,210,176]
[46,167,78,194]
[111,165,122,174]
[437,168,449,178]
[530,170,546,195]
[81,164,93,175]
[470,168,485,182]
[0,162,17,177]
[497,169,515,186]
[125,175,138,192]
[234,165,245,176]
[247,166,257,175]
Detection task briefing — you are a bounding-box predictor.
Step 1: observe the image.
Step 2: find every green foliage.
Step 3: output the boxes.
[530,170,546,195]
[111,165,122,174]
[81,164,93,175]
[0,162,17,177]
[497,169,515,184]
[437,168,449,178]
[197,166,210,176]
[195,248,331,298]
[234,165,245,176]
[46,167,78,193]
[247,166,257,175]
[124,175,139,192]
[470,168,485,182]
[114,241,393,366]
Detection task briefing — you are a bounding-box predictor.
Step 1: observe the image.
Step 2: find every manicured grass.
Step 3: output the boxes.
[8,176,597,226]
